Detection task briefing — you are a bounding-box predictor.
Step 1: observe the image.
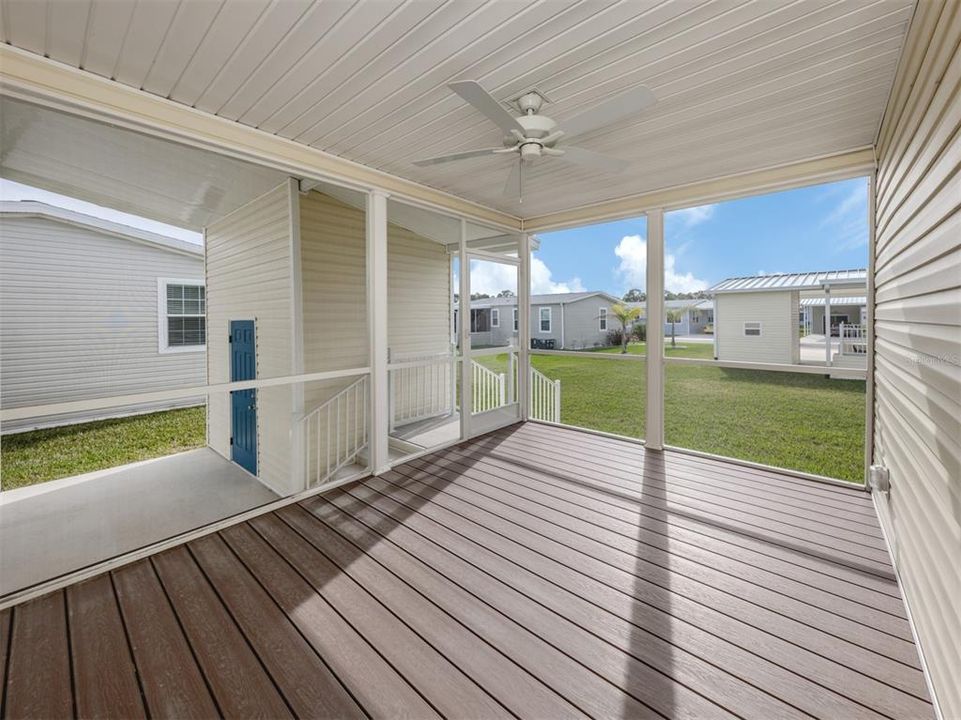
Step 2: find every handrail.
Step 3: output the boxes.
[472,361,506,413]
[301,375,369,487]
[529,365,561,423]
[389,351,456,430]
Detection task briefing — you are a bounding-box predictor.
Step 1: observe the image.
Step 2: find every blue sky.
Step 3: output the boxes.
[531,176,870,296]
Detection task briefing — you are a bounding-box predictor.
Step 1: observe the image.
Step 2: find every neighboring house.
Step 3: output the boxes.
[708,269,867,365]
[456,291,622,350]
[0,202,205,432]
[628,299,714,336]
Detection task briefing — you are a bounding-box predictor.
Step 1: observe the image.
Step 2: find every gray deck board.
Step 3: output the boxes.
[0,422,933,719]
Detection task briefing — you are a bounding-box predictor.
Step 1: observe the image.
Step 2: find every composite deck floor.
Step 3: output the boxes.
[0,423,932,719]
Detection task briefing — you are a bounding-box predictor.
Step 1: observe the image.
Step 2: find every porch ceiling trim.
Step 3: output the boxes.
[0,46,522,232]
[523,147,877,232]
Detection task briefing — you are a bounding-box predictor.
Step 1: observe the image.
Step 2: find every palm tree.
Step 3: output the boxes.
[609,303,641,353]
[666,307,687,348]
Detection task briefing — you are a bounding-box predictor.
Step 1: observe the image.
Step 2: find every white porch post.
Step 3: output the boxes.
[824,285,832,367]
[518,233,532,421]
[459,219,472,438]
[366,190,390,474]
[646,209,665,450]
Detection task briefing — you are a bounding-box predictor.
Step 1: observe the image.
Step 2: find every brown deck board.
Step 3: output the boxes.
[1,422,933,720]
[188,533,365,719]
[113,559,220,719]
[402,449,917,651]
[66,576,145,719]
[220,521,441,720]
[151,546,293,719]
[4,592,72,720]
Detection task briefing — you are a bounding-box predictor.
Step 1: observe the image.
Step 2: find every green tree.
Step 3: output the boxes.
[666,307,688,348]
[622,288,645,302]
[609,303,641,353]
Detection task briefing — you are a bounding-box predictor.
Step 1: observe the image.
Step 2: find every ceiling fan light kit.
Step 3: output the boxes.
[413,80,656,202]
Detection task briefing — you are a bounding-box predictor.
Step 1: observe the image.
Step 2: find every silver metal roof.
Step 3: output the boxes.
[800,296,867,307]
[709,269,867,293]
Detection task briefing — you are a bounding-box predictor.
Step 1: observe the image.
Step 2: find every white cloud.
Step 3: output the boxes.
[461,255,584,297]
[614,234,709,293]
[819,184,868,252]
[669,204,717,229]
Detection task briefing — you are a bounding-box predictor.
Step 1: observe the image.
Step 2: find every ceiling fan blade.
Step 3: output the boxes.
[449,80,526,135]
[561,85,656,138]
[556,145,630,173]
[413,147,504,167]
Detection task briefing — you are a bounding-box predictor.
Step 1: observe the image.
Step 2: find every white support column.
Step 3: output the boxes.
[287,178,306,489]
[824,286,832,367]
[459,219,472,439]
[646,209,665,450]
[518,233,532,421]
[366,190,390,474]
[864,173,877,484]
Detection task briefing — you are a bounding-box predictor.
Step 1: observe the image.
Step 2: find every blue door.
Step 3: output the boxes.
[230,320,257,475]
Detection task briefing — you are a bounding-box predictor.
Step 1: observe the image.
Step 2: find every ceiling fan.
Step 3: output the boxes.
[413,80,656,202]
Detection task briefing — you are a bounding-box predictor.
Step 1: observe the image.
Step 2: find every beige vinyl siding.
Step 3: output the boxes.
[0,214,204,431]
[790,292,800,364]
[205,182,294,495]
[872,3,961,717]
[715,291,795,364]
[300,190,451,438]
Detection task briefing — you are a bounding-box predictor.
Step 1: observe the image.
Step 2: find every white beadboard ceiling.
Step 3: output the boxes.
[0,0,915,219]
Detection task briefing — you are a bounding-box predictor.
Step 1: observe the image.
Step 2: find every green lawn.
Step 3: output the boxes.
[525,353,866,483]
[1,407,206,491]
[591,340,716,359]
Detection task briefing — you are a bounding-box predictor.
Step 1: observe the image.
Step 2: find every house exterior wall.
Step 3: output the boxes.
[562,298,615,349]
[531,302,562,346]
[300,190,452,433]
[871,5,961,717]
[715,291,795,364]
[0,213,204,432]
[809,303,867,334]
[205,182,295,496]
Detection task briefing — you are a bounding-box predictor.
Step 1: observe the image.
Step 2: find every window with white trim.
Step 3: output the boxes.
[743,321,762,337]
[159,279,206,352]
[491,308,500,327]
[513,307,519,331]
[539,307,552,333]
[599,307,608,331]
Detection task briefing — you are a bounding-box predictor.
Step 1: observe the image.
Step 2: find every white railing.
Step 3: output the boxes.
[839,323,867,356]
[529,365,561,423]
[389,351,456,430]
[301,375,368,488]
[472,360,506,413]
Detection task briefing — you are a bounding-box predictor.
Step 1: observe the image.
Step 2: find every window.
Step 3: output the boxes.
[470,308,490,333]
[159,279,206,352]
[491,308,500,327]
[743,321,762,337]
[599,307,608,331]
[513,307,519,331]
[539,307,552,333]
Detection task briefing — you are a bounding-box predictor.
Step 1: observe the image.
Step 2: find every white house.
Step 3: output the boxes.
[0,202,205,431]
[709,269,868,366]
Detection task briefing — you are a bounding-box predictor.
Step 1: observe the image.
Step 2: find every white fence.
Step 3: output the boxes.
[389,351,456,430]
[529,365,561,423]
[472,360,506,414]
[301,375,368,487]
[839,323,868,356]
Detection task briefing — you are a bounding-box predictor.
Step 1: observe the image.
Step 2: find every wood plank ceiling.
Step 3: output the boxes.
[0,0,915,219]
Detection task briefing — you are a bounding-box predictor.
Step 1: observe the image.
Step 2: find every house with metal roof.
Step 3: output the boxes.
[709,269,868,368]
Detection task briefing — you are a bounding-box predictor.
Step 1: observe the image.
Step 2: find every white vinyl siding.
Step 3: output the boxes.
[872,5,961,717]
[715,291,795,364]
[205,182,294,495]
[562,298,617,349]
[0,213,205,432]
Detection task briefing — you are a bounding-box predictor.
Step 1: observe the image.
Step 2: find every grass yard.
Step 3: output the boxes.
[592,340,716,359]
[526,353,866,483]
[1,407,206,491]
